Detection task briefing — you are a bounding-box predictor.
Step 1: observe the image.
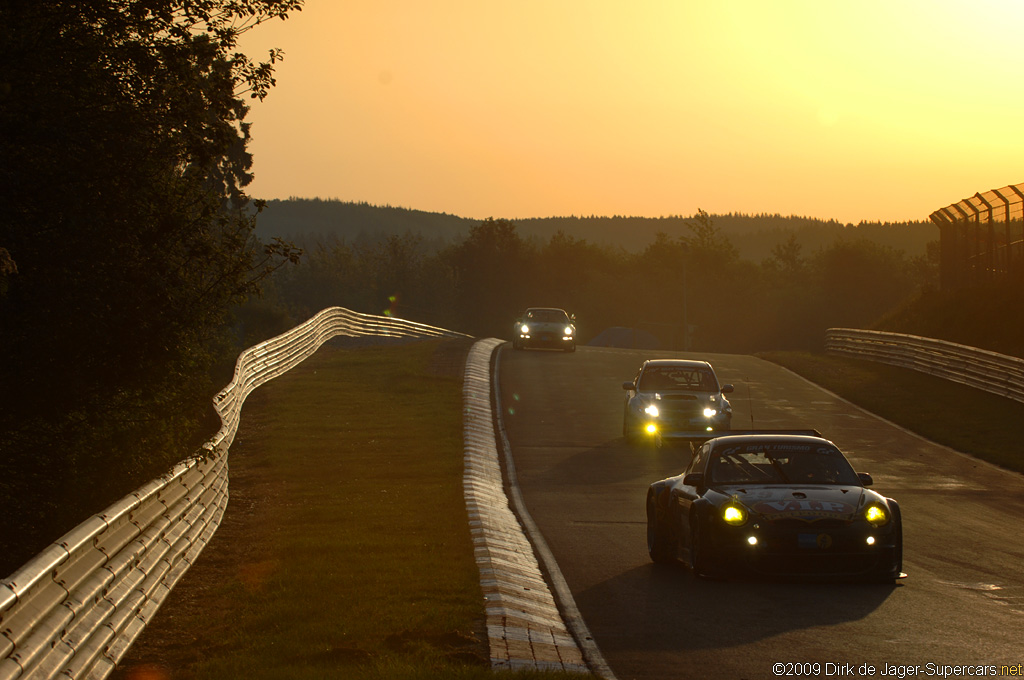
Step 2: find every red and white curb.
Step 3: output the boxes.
[462,339,615,677]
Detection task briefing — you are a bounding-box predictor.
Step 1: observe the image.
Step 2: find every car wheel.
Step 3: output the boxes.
[646,491,676,564]
[513,338,522,350]
[892,503,904,576]
[689,511,712,577]
[564,343,575,353]
[624,412,639,440]
[872,502,903,584]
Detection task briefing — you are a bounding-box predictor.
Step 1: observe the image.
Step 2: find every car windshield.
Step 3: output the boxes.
[525,309,568,323]
[638,366,718,392]
[708,441,860,485]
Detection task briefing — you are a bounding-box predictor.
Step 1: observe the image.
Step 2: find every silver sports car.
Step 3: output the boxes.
[623,359,733,444]
[512,307,576,352]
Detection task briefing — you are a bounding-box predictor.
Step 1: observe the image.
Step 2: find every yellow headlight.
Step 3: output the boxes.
[644,423,658,435]
[722,503,748,526]
[864,504,889,527]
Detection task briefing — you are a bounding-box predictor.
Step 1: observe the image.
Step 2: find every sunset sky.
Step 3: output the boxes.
[238,1,1024,225]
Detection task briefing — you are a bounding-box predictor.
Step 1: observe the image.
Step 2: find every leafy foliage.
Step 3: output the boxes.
[0,0,302,573]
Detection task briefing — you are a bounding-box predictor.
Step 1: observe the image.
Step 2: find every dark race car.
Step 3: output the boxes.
[645,432,903,582]
[622,359,733,445]
[513,307,576,352]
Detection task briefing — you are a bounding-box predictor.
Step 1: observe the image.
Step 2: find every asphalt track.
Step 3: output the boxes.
[497,345,1024,680]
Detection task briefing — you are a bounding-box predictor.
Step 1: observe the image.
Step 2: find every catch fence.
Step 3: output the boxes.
[929,182,1024,289]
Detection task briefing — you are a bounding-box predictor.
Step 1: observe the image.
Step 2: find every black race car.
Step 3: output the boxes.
[646,432,903,582]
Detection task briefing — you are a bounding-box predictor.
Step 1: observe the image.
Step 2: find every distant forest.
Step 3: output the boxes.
[254,198,937,262]
[240,200,941,355]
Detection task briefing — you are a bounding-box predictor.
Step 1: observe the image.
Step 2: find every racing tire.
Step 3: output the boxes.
[646,491,676,564]
[623,414,642,442]
[689,511,713,577]
[892,502,903,576]
[871,501,903,584]
[627,428,656,450]
[512,339,522,350]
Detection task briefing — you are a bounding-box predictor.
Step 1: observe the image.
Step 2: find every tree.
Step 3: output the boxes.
[0,0,303,572]
[449,218,534,337]
[812,238,917,331]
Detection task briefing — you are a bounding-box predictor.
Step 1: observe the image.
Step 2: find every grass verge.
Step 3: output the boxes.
[760,351,1024,474]
[112,338,586,680]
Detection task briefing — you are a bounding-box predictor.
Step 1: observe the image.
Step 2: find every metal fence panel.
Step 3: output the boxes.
[825,328,1024,403]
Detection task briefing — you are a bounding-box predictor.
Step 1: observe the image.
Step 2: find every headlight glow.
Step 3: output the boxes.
[644,404,659,417]
[703,407,717,418]
[721,503,748,526]
[520,324,530,334]
[864,503,889,527]
[644,423,658,434]
[564,326,574,335]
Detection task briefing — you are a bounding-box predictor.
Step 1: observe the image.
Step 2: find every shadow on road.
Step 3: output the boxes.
[575,562,900,653]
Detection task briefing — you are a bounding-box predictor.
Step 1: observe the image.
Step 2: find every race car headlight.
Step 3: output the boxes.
[703,407,717,418]
[644,404,659,417]
[721,503,748,526]
[564,326,574,335]
[520,324,530,334]
[863,503,889,527]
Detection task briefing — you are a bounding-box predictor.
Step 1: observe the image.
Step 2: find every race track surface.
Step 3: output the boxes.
[497,345,1024,680]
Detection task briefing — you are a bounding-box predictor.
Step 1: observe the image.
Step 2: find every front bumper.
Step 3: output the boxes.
[707,520,901,580]
[518,330,575,348]
[632,415,732,442]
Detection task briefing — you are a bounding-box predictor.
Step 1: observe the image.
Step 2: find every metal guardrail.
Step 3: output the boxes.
[0,307,469,680]
[825,328,1024,404]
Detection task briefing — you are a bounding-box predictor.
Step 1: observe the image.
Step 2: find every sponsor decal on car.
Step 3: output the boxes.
[752,499,854,521]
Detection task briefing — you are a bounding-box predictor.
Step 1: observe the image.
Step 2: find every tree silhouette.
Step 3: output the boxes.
[0,0,303,573]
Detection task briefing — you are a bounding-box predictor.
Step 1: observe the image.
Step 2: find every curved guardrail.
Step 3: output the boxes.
[0,307,469,680]
[825,328,1024,404]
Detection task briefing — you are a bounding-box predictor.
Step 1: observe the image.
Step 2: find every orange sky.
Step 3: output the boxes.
[238,1,1024,225]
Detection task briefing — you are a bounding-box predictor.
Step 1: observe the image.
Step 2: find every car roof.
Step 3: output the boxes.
[642,359,712,369]
[707,433,835,449]
[524,307,568,313]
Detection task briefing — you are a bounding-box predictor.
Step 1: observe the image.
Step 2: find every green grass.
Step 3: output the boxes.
[760,351,1024,474]
[172,340,586,680]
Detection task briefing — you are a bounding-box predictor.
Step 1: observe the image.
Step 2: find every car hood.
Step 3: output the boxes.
[639,390,718,401]
[521,320,569,331]
[721,485,867,522]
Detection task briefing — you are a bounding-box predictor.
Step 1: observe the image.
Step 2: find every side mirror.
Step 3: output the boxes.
[570,314,576,322]
[721,384,734,394]
[683,472,705,489]
[858,472,874,487]
[622,381,635,391]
